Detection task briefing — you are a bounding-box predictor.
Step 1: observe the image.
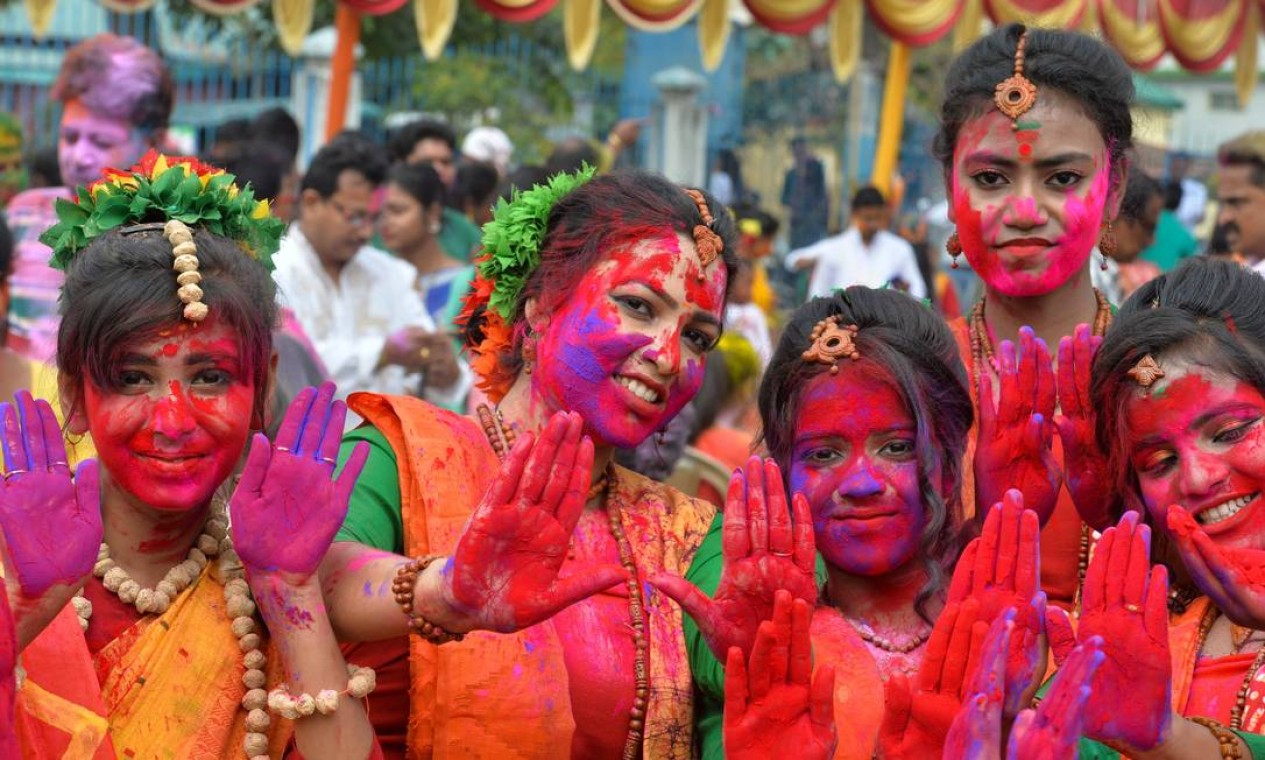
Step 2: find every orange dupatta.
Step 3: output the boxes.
[348,393,715,759]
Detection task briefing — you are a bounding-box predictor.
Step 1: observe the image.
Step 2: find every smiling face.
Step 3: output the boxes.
[1124,358,1265,553]
[529,231,726,449]
[787,363,930,577]
[950,90,1121,297]
[59,99,148,190]
[82,319,256,513]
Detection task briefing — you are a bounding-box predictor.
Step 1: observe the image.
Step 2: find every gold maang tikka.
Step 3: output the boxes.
[802,315,860,374]
[994,29,1037,130]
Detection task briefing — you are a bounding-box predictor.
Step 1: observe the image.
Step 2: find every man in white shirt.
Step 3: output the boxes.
[272,133,467,410]
[785,185,927,301]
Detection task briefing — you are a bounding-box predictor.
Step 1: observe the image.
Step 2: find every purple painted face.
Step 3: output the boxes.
[529,231,726,449]
[788,363,930,577]
[59,99,147,190]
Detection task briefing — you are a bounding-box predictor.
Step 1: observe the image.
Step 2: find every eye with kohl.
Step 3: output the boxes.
[1123,358,1265,554]
[949,90,1117,298]
[787,364,929,578]
[530,232,726,450]
[82,319,257,514]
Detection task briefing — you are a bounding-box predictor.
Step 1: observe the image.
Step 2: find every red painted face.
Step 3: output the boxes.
[530,231,726,449]
[83,319,256,512]
[950,91,1114,297]
[1124,360,1265,553]
[787,363,930,576]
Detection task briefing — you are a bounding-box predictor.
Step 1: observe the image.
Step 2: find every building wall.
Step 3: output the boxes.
[1159,76,1265,157]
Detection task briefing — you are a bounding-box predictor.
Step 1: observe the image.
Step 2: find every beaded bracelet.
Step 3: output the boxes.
[1188,716,1245,759]
[266,664,376,720]
[391,554,466,644]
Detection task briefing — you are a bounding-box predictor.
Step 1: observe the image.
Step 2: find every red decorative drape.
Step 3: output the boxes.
[189,0,264,14]
[608,0,702,30]
[863,0,962,46]
[472,0,558,22]
[985,0,1089,26]
[1097,0,1165,70]
[742,0,837,34]
[338,0,408,14]
[1156,0,1248,73]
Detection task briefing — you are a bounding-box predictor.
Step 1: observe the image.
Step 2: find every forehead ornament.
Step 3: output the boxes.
[684,188,723,280]
[994,29,1037,131]
[1128,354,1165,388]
[802,315,860,374]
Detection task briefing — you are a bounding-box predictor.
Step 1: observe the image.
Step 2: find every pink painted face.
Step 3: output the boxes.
[58,99,147,190]
[787,363,930,577]
[530,231,726,449]
[1124,359,1265,554]
[83,319,256,513]
[950,91,1116,297]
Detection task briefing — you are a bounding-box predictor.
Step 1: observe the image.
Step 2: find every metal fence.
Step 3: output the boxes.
[0,2,619,158]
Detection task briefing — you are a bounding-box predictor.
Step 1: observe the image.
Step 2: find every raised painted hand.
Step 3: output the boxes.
[1055,325,1113,531]
[1008,635,1105,760]
[943,609,1015,760]
[1066,511,1171,750]
[230,383,368,583]
[948,491,1047,716]
[879,598,983,759]
[974,328,1061,525]
[0,391,100,598]
[649,457,817,660]
[1168,506,1265,629]
[441,410,628,633]
[723,590,836,760]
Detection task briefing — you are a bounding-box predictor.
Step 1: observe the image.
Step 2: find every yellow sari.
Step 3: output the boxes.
[18,567,293,759]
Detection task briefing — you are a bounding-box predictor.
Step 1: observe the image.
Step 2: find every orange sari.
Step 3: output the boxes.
[16,567,292,759]
[349,392,715,759]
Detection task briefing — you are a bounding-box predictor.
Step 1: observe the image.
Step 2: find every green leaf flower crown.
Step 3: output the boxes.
[477,163,596,320]
[39,150,284,272]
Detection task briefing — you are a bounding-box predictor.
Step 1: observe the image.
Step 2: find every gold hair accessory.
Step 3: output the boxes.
[1128,354,1165,387]
[994,29,1037,130]
[162,219,208,322]
[802,315,860,374]
[684,188,723,279]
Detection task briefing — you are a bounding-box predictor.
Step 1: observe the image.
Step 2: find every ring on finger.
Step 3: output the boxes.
[4,468,28,479]
[419,347,432,361]
[1124,602,1142,613]
[770,550,792,557]
[275,445,292,453]
[319,456,337,465]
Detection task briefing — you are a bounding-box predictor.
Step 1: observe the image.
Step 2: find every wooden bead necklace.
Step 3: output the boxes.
[477,403,609,500]
[75,500,272,759]
[1195,606,1265,730]
[851,619,932,654]
[604,469,651,760]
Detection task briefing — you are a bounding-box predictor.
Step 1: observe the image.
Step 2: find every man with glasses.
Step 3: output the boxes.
[273,132,466,423]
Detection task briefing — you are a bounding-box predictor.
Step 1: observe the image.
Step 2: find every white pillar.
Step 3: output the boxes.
[650,66,709,187]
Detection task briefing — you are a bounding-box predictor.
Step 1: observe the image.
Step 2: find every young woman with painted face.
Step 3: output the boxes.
[937,23,1134,606]
[1,155,382,757]
[655,286,976,759]
[1062,256,1265,758]
[317,169,739,759]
